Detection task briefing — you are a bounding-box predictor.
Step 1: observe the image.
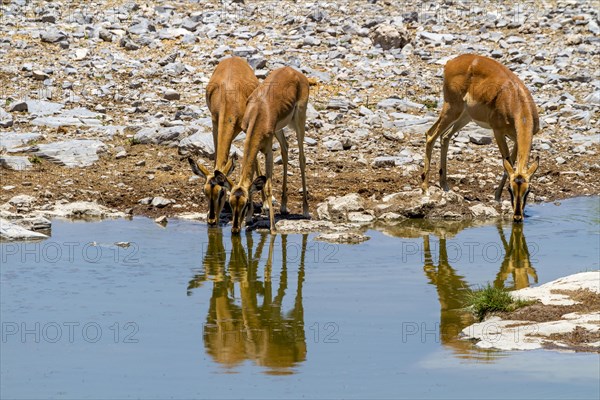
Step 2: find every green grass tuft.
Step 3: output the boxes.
[466,284,532,321]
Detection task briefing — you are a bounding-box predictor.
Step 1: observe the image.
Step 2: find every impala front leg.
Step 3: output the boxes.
[495,140,517,202]
[493,129,513,202]
[265,150,276,235]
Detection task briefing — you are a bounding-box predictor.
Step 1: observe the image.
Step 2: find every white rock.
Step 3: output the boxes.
[512,271,600,305]
[0,218,48,240]
[470,204,500,219]
[316,232,370,244]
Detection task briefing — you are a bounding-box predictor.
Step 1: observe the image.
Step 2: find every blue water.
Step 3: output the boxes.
[1,197,598,399]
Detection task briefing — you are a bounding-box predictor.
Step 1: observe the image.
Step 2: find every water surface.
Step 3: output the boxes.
[1,197,599,399]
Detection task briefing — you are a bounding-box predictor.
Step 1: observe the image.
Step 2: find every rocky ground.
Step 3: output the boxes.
[1,0,599,238]
[462,271,600,353]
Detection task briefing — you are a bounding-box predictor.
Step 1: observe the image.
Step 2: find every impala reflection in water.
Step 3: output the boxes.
[380,219,537,359]
[188,230,307,375]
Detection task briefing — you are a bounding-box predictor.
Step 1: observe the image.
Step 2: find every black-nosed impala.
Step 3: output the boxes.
[421,54,540,222]
[187,56,259,226]
[229,67,311,235]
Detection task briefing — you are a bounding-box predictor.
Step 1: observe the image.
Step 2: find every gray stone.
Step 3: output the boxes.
[0,132,42,152]
[419,31,454,44]
[40,28,67,43]
[469,132,493,145]
[470,204,500,219]
[178,130,241,159]
[134,126,188,146]
[324,140,344,151]
[32,70,49,80]
[319,193,365,222]
[233,46,257,57]
[316,232,369,244]
[25,100,64,116]
[120,36,140,51]
[8,194,35,207]
[383,130,405,141]
[45,202,125,219]
[99,29,113,42]
[0,218,48,240]
[33,140,107,167]
[163,89,181,100]
[326,98,356,111]
[151,197,173,208]
[8,101,28,112]
[370,24,410,50]
[0,156,32,171]
[372,156,398,168]
[0,108,13,128]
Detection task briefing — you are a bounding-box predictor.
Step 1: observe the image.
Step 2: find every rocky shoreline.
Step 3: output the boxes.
[1,0,600,239]
[461,271,600,353]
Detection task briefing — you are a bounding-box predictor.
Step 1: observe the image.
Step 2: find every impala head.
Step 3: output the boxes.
[188,157,235,226]
[503,156,539,222]
[229,176,266,235]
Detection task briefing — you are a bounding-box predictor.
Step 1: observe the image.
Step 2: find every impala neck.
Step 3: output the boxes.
[514,114,534,173]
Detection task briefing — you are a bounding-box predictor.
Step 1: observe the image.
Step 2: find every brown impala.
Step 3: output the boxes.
[229,67,311,234]
[188,57,259,226]
[421,54,540,221]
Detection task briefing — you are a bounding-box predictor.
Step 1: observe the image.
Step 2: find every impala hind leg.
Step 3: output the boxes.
[493,130,514,202]
[291,105,310,218]
[422,103,465,193]
[439,111,470,191]
[275,129,289,215]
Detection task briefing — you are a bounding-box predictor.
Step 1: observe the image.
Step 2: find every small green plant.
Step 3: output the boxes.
[422,99,438,110]
[466,284,532,321]
[29,155,42,164]
[128,137,141,146]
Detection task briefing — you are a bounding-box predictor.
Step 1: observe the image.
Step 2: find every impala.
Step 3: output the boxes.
[229,66,311,234]
[188,56,259,225]
[421,54,540,221]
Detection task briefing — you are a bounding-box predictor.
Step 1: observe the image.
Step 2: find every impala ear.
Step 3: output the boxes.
[188,158,210,179]
[503,157,515,175]
[250,176,266,193]
[213,170,232,190]
[526,156,539,177]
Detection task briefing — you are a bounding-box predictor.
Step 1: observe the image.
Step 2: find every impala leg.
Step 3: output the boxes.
[422,103,464,193]
[439,111,470,191]
[493,129,513,202]
[275,129,289,215]
[295,105,310,218]
[211,115,219,155]
[495,140,517,202]
[265,150,276,235]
